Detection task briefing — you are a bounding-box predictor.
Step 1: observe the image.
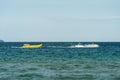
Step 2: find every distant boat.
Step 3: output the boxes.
[22,44,42,48]
[84,43,99,48]
[73,43,99,48]
[74,43,84,48]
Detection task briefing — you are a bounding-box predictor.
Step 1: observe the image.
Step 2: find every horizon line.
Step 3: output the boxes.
[2,41,120,42]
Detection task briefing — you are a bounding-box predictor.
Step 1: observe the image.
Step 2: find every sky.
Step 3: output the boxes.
[0,0,120,42]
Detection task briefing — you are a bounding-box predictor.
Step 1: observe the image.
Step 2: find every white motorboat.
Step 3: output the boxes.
[74,43,99,48]
[84,44,99,48]
[74,43,84,48]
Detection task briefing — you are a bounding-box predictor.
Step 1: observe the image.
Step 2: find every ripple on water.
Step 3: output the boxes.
[0,68,8,72]
[17,73,44,78]
[54,74,95,80]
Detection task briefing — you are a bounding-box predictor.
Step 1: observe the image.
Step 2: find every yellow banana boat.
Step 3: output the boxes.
[22,44,42,48]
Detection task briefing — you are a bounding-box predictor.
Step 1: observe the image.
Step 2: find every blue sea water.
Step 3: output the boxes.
[0,42,120,80]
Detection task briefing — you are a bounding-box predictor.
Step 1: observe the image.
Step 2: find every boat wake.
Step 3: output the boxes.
[46,46,68,48]
[11,46,22,49]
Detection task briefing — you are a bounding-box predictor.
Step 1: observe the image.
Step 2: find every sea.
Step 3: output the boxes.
[0,42,120,80]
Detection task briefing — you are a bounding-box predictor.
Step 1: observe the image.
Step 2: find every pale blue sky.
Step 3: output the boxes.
[0,0,120,42]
